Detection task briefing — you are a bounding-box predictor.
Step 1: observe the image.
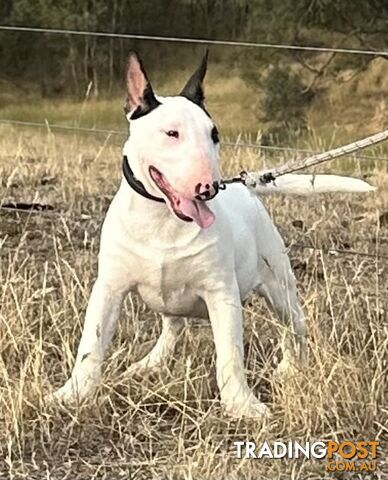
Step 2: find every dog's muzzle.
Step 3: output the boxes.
[194,181,225,201]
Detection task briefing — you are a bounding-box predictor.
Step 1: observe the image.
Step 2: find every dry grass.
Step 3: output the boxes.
[2,57,388,146]
[0,125,387,479]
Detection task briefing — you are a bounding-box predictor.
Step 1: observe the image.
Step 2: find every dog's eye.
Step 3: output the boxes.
[166,130,179,138]
[211,126,219,144]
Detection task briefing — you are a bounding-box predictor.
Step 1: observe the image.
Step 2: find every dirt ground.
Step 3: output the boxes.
[0,126,387,479]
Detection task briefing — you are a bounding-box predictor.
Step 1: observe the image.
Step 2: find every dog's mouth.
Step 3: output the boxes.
[149,166,215,229]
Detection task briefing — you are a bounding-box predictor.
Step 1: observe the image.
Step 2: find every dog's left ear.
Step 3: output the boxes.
[125,51,160,120]
[180,50,209,107]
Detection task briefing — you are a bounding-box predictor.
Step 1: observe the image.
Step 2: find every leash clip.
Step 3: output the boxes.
[259,171,276,184]
[220,169,277,190]
[239,170,250,186]
[241,170,277,189]
[219,171,247,189]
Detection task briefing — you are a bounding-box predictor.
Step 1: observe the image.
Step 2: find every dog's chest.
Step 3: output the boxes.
[125,242,208,317]
[136,283,206,317]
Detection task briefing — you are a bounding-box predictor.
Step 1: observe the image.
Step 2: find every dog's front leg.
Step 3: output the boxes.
[204,286,269,419]
[54,279,126,402]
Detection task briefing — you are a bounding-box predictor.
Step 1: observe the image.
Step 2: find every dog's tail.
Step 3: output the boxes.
[247,173,376,196]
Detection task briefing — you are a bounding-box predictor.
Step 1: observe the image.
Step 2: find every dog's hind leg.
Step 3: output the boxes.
[128,315,184,375]
[53,279,127,402]
[256,252,307,376]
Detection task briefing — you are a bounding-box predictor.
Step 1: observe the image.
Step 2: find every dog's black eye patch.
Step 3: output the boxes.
[211,126,219,144]
[166,130,179,138]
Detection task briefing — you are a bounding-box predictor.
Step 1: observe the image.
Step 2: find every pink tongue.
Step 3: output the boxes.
[179,196,215,228]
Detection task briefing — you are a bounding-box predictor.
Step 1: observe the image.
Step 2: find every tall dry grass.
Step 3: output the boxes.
[0,125,387,479]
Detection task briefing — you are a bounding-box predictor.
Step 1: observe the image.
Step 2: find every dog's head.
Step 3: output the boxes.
[123,51,221,229]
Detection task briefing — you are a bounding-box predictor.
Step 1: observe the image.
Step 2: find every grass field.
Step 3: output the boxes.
[0,122,387,479]
[1,56,388,145]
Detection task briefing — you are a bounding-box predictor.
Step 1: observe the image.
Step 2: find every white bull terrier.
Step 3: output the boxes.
[54,52,371,418]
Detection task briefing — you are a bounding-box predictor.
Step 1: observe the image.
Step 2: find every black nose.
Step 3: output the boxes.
[195,181,220,201]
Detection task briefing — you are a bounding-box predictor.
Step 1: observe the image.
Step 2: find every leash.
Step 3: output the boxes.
[220,129,388,189]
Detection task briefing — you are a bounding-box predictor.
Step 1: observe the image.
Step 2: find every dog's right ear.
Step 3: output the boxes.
[124,52,160,120]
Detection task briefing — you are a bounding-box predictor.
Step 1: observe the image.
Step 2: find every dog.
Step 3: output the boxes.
[54,51,371,418]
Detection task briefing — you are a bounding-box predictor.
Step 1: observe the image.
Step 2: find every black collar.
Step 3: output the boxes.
[122,156,165,203]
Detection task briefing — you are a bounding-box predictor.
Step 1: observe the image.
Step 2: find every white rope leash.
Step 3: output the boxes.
[223,129,388,189]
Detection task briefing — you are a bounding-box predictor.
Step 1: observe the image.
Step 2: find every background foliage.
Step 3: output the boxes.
[0,1,387,141]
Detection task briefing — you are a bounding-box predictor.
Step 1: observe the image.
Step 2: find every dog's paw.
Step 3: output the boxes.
[274,357,300,380]
[126,358,167,377]
[223,395,270,420]
[50,383,80,404]
[127,361,152,377]
[50,378,95,404]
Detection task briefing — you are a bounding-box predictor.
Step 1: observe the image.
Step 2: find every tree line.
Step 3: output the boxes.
[0,0,386,140]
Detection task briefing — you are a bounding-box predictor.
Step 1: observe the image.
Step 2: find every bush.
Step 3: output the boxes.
[259,66,315,144]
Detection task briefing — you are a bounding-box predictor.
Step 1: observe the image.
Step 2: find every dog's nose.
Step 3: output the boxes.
[194,181,220,201]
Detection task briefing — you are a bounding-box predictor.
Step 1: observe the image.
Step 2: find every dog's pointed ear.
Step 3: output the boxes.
[125,51,160,120]
[180,50,209,107]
